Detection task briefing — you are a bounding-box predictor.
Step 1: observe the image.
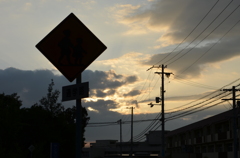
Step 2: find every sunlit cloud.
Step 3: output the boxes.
[87,107,99,113]
[95,52,151,75]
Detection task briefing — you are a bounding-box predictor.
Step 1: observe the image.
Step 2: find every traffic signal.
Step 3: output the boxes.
[156,97,161,103]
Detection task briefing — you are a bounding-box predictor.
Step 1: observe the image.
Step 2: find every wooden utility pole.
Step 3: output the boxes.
[149,64,172,158]
[127,107,134,157]
[158,64,166,158]
[118,119,122,157]
[222,86,240,158]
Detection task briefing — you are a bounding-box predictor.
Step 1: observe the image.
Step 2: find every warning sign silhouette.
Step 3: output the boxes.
[36,13,107,82]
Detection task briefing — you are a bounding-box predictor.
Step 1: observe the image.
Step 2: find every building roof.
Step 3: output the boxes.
[166,108,239,137]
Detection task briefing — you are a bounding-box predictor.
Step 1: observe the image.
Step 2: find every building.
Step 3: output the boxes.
[166,108,240,158]
[84,109,240,158]
[83,130,169,158]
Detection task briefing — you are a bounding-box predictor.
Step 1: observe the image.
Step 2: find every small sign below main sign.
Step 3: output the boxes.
[62,82,89,102]
[36,13,107,82]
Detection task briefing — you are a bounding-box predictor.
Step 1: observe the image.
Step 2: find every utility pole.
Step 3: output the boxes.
[118,119,122,157]
[127,107,134,157]
[148,64,172,158]
[222,86,240,158]
[76,75,82,158]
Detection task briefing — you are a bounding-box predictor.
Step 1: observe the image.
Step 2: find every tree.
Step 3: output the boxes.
[38,79,64,116]
[33,79,89,157]
[0,93,25,157]
[0,79,89,158]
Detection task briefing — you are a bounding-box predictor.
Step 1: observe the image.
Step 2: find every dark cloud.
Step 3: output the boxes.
[91,89,116,98]
[83,70,138,90]
[144,37,240,78]
[83,99,119,112]
[0,67,68,106]
[125,0,240,78]
[123,89,141,97]
[130,0,240,42]
[0,67,229,142]
[126,75,138,83]
[0,68,138,107]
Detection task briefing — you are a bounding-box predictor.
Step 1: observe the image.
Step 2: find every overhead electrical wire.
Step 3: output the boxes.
[172,76,219,90]
[138,0,240,109]
[177,14,240,76]
[135,68,154,102]
[134,91,229,141]
[165,78,240,112]
[165,91,231,119]
[133,81,240,141]
[87,1,240,142]
[87,118,161,127]
[131,1,240,141]
[167,1,239,66]
[132,113,161,141]
[164,0,234,65]
[154,0,220,65]
[165,91,229,114]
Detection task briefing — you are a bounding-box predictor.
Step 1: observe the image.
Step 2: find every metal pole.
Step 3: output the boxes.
[232,86,238,158]
[131,107,133,157]
[76,75,82,158]
[120,119,122,157]
[161,64,165,158]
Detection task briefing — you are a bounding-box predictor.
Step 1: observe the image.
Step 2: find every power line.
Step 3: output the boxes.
[133,113,161,141]
[133,81,240,141]
[173,76,219,90]
[167,2,239,66]
[165,78,240,112]
[177,17,240,76]
[165,91,231,120]
[135,68,153,102]
[154,0,220,65]
[87,118,161,127]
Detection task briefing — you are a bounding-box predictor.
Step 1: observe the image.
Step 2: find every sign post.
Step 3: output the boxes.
[76,75,82,158]
[36,13,107,158]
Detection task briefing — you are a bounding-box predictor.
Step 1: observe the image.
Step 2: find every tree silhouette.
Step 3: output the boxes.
[0,80,89,158]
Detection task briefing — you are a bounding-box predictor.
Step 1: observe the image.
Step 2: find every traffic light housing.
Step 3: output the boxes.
[156,97,161,103]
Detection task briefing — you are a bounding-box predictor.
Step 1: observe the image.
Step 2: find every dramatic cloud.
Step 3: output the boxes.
[0,68,139,109]
[114,0,240,78]
[144,37,240,78]
[0,67,232,142]
[123,90,141,97]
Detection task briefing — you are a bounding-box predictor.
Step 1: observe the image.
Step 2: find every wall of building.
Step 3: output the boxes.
[166,110,240,158]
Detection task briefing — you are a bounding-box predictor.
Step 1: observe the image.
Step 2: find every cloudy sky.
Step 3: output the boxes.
[1,0,240,144]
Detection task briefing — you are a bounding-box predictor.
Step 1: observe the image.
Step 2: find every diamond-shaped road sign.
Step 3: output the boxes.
[36,13,107,82]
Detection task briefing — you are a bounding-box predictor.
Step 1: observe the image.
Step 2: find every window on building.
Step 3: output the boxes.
[222,121,230,132]
[216,144,223,152]
[215,124,222,133]
[202,146,206,153]
[195,147,201,153]
[208,145,214,153]
[207,126,211,135]
[226,143,233,152]
[195,130,201,137]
